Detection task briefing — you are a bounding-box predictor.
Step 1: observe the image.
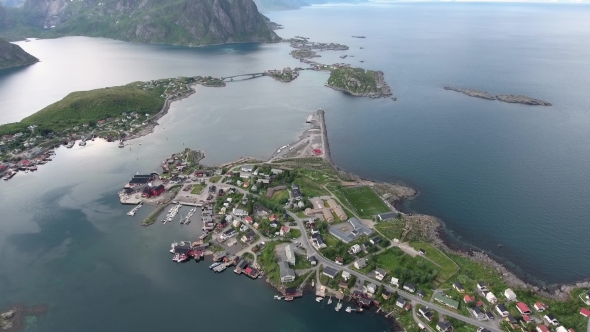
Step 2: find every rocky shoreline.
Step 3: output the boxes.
[444,86,552,106]
[0,303,48,331]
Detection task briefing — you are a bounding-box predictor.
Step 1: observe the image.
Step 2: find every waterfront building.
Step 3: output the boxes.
[279,260,295,283]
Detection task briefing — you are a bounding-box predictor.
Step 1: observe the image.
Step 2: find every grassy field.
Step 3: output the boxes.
[191,183,206,194]
[410,241,459,286]
[340,186,391,218]
[209,176,222,183]
[373,247,439,289]
[375,219,406,240]
[269,189,289,204]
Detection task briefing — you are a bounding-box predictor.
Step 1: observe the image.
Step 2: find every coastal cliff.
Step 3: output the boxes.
[6,0,281,46]
[0,37,38,69]
[327,67,392,98]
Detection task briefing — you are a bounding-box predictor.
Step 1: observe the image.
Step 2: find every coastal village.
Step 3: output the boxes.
[115,110,590,332]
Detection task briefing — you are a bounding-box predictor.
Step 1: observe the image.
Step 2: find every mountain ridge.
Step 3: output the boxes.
[0,0,281,46]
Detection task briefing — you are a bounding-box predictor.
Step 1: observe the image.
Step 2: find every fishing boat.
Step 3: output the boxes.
[118,141,124,148]
[79,140,86,146]
[28,166,38,171]
[284,297,294,301]
[174,253,187,262]
[345,306,353,313]
[209,262,221,269]
[3,171,16,180]
[273,295,283,300]
[66,141,74,148]
[335,300,342,311]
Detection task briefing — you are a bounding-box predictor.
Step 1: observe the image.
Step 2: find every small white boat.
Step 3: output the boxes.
[327,296,332,305]
[209,262,221,269]
[79,140,86,146]
[315,297,323,303]
[273,295,283,300]
[335,301,342,311]
[345,306,352,313]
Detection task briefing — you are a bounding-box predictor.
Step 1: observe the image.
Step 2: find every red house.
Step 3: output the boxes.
[580,308,590,318]
[517,302,531,315]
[142,185,165,198]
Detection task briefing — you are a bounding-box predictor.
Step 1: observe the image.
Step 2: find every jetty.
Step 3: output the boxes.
[127,203,142,216]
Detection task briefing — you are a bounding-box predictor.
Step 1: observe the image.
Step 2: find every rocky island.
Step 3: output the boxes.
[0,0,280,46]
[496,94,552,106]
[0,38,38,69]
[327,67,392,98]
[444,86,495,100]
[444,86,551,106]
[265,67,301,82]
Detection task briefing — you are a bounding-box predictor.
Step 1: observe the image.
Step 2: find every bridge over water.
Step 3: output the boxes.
[221,73,266,82]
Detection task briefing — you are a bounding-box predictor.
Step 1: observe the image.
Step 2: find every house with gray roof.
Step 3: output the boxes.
[279,260,295,283]
[322,266,339,279]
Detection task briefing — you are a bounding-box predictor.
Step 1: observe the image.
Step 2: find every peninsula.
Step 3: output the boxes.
[121,110,589,332]
[444,86,552,106]
[0,37,38,69]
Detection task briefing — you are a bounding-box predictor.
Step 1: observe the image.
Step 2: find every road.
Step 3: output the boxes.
[287,211,502,332]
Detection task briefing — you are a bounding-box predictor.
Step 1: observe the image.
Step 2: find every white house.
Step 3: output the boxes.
[504,288,517,301]
[375,268,387,281]
[349,244,361,254]
[341,271,351,281]
[354,258,366,269]
[390,277,399,286]
[279,260,295,283]
[241,164,254,173]
[284,244,296,265]
[366,283,377,294]
[485,292,497,304]
[233,208,248,217]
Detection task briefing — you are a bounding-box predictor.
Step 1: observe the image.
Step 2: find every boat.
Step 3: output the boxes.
[327,296,332,305]
[345,306,353,313]
[335,300,342,311]
[66,141,74,148]
[3,171,16,180]
[29,166,38,171]
[173,253,187,262]
[79,140,86,146]
[209,262,221,269]
[170,243,178,253]
[284,296,294,301]
[118,141,124,148]
[127,203,142,216]
[273,295,283,300]
[315,297,323,303]
[311,280,315,287]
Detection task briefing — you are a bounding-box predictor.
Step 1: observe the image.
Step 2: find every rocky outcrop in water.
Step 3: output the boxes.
[10,0,280,46]
[444,86,495,100]
[496,94,551,106]
[0,37,38,69]
[444,86,551,106]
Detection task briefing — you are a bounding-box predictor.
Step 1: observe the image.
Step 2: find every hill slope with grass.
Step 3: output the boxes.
[0,82,165,135]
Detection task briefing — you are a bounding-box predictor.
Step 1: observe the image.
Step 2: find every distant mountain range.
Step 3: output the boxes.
[0,37,38,69]
[0,0,281,46]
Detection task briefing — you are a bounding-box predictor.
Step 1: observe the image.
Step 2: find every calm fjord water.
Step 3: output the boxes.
[1,2,590,330]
